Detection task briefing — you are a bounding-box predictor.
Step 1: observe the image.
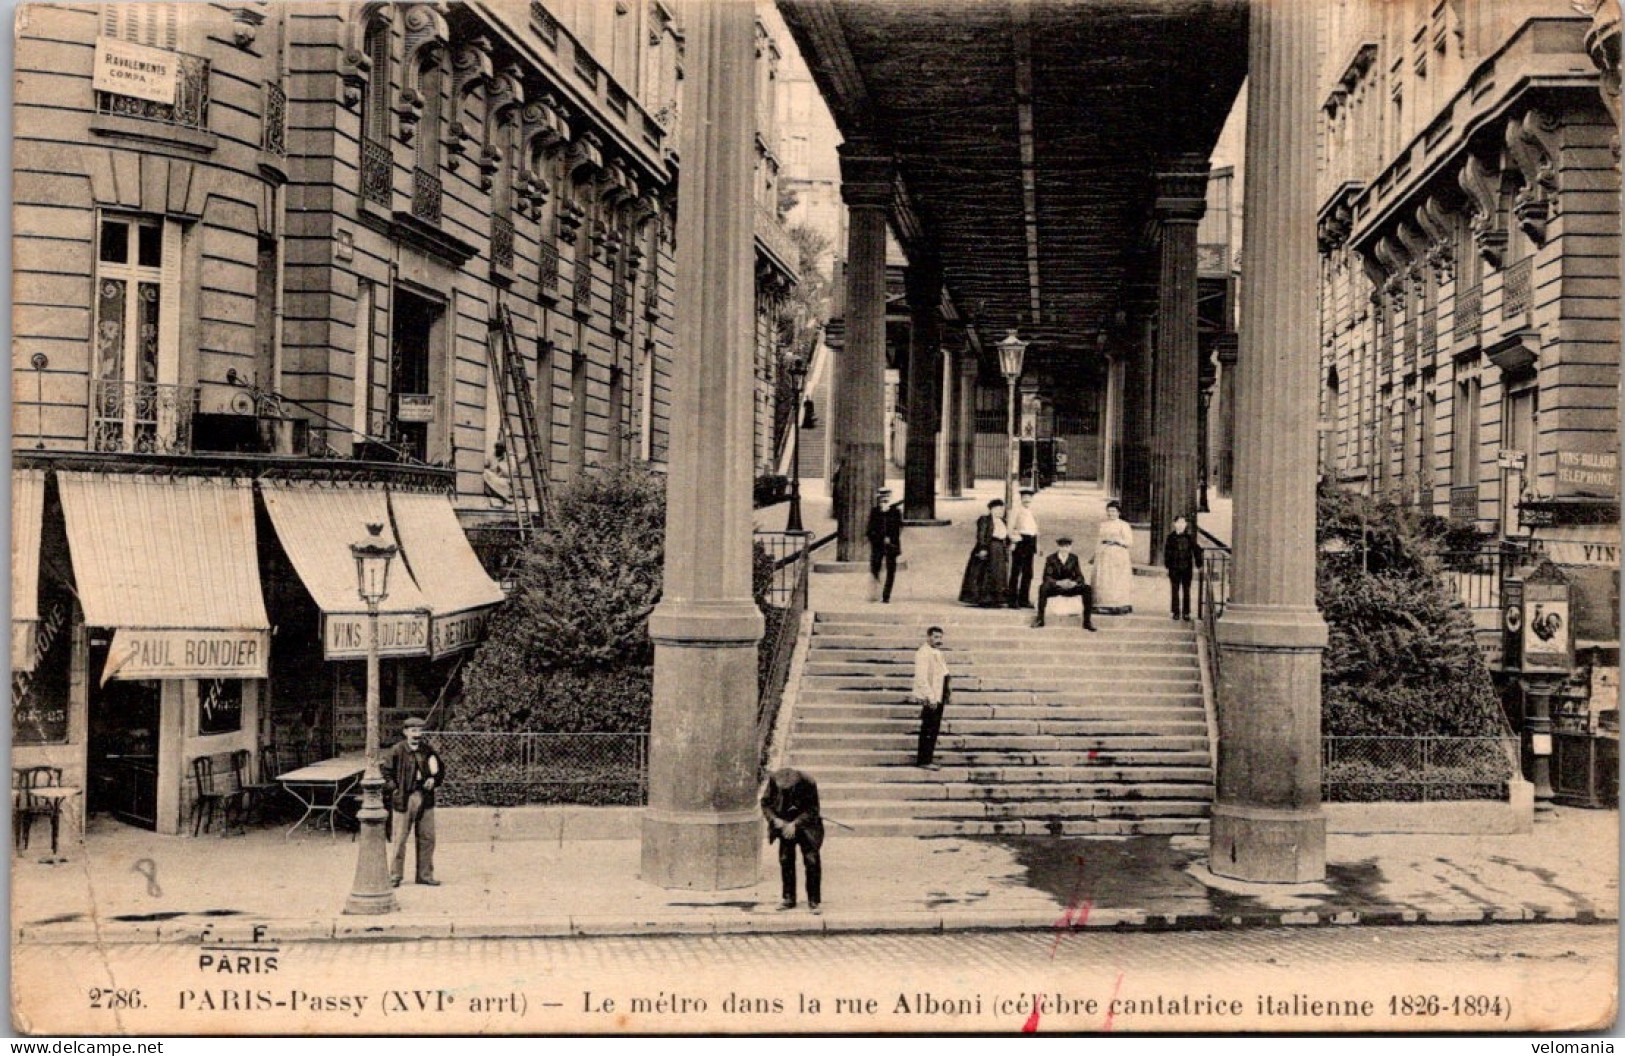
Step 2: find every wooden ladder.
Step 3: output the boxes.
[486,302,551,533]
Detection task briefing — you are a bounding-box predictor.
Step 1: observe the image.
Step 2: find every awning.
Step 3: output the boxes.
[260,481,430,660]
[389,488,507,658]
[58,473,271,681]
[11,469,45,673]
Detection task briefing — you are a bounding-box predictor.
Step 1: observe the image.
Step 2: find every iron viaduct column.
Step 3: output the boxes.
[1149,163,1208,562]
[1118,307,1154,524]
[833,146,892,561]
[641,0,763,890]
[943,333,964,499]
[958,341,978,491]
[1210,0,1328,883]
[904,258,943,522]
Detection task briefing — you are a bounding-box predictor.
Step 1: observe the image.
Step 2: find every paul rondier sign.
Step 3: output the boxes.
[105,628,271,681]
[92,37,180,105]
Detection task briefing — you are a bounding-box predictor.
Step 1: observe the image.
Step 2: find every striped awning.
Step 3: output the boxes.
[58,473,270,681]
[11,469,45,673]
[260,481,431,660]
[389,488,506,657]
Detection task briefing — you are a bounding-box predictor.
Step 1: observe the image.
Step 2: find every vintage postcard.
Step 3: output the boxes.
[8,0,1620,1037]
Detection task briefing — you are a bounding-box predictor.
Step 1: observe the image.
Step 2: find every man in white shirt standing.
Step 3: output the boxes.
[912,626,951,769]
[1007,487,1040,608]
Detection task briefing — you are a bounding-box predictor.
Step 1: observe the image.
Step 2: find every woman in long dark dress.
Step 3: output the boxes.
[959,499,1011,606]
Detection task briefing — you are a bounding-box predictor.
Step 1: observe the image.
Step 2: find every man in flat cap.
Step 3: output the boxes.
[1034,536,1096,631]
[382,716,444,887]
[865,486,904,603]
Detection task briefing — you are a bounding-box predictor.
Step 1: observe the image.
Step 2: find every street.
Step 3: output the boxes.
[14,924,1615,1035]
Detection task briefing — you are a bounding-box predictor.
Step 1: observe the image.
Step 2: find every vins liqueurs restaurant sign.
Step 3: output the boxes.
[323,611,430,660]
[105,629,270,681]
[93,37,179,104]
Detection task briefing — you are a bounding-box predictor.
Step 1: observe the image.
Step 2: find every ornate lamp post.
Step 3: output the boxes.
[786,355,809,535]
[996,331,1028,515]
[344,522,398,915]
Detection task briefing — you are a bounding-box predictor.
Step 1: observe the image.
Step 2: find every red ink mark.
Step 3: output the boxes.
[1087,750,1099,761]
[1022,997,1042,1034]
[1048,856,1093,959]
[1102,972,1125,1032]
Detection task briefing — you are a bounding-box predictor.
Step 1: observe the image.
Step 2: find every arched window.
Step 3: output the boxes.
[359,17,393,207]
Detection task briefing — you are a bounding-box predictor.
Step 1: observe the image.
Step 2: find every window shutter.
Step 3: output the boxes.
[157,219,182,387]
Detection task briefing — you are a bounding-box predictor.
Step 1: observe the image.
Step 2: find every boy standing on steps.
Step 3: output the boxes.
[912,626,951,769]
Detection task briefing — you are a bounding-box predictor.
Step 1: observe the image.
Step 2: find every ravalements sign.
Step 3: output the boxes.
[92,37,179,105]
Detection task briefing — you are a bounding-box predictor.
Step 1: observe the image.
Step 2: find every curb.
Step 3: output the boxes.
[16,901,1614,946]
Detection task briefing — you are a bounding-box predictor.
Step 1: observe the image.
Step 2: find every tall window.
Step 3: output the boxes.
[92,215,183,453]
[102,2,178,48]
[535,337,555,483]
[364,20,392,144]
[1502,385,1537,535]
[569,333,589,477]
[1451,375,1481,486]
[353,281,375,444]
[607,366,625,464]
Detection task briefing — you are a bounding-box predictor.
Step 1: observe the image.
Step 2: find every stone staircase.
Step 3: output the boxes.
[784,609,1214,837]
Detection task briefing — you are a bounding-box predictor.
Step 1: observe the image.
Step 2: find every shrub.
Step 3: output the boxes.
[754,473,790,508]
[1316,487,1505,740]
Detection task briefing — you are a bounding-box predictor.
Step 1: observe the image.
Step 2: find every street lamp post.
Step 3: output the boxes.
[344,522,398,915]
[786,356,809,534]
[996,331,1028,515]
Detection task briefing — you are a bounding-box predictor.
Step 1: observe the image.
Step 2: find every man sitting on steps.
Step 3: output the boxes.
[1033,536,1097,631]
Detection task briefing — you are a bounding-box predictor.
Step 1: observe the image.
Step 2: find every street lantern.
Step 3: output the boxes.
[352,523,396,607]
[997,330,1028,514]
[344,522,398,915]
[786,355,809,535]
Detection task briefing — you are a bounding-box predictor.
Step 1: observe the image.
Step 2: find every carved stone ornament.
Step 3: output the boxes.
[1415,197,1455,284]
[1372,236,1409,310]
[1582,0,1622,157]
[341,3,392,111]
[521,97,568,165]
[1456,153,1507,269]
[1505,109,1562,244]
[1395,221,1431,292]
[568,133,606,184]
[397,4,450,146]
[445,37,494,170]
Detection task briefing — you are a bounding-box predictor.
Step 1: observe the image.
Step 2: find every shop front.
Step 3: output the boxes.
[55,472,271,835]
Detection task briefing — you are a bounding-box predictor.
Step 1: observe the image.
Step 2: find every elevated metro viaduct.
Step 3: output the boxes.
[643,0,1328,889]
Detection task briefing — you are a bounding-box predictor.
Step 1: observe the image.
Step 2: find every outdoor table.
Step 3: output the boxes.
[24,786,80,863]
[276,755,366,839]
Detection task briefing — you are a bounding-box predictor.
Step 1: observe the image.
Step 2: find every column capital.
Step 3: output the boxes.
[838,144,896,209]
[1155,160,1211,222]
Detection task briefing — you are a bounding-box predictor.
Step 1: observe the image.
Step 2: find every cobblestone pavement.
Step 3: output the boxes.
[15,923,1614,1034]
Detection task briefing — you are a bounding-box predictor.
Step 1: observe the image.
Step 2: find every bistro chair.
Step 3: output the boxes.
[190,755,245,837]
[12,766,63,853]
[233,749,276,827]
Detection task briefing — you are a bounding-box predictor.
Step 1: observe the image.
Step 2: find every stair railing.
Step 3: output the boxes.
[754,530,834,777]
[1194,541,1231,776]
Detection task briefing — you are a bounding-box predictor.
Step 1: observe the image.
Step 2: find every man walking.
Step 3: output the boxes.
[1007,487,1039,608]
[1163,514,1203,621]
[382,716,443,888]
[1034,536,1097,631]
[912,625,951,769]
[761,767,823,914]
[866,486,904,603]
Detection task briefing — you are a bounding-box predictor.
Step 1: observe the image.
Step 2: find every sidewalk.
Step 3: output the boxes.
[12,805,1617,944]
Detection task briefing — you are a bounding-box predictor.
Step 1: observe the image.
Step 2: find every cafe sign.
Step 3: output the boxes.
[1556,449,1619,499]
[104,628,270,682]
[322,611,430,660]
[396,394,436,423]
[93,37,179,105]
[431,607,491,658]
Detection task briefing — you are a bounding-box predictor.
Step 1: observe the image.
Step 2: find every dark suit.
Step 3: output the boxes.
[382,738,443,885]
[865,503,904,602]
[1163,530,1203,619]
[1036,551,1094,627]
[761,768,824,906]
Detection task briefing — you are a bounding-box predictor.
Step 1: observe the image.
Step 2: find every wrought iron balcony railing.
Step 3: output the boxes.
[361,137,392,207]
[412,166,443,225]
[95,51,210,130]
[91,380,198,455]
[492,214,515,272]
[1502,257,1533,324]
[1453,283,1481,343]
[262,81,287,157]
[539,238,560,296]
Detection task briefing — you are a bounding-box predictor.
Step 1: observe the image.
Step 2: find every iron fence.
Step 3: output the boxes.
[91,380,198,455]
[1322,735,1519,802]
[755,537,812,775]
[435,731,647,806]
